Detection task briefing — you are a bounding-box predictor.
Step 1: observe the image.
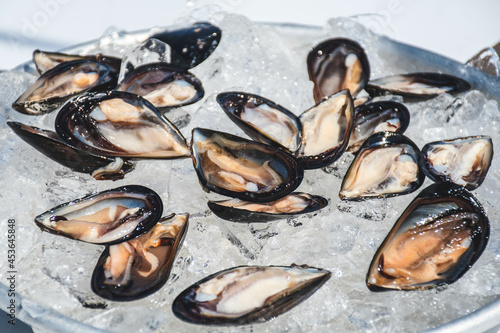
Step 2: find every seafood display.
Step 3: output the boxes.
[3,15,500,333]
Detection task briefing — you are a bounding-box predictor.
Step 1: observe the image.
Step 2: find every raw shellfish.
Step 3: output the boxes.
[92,213,188,301]
[191,128,303,202]
[172,265,331,325]
[34,185,163,245]
[366,182,489,291]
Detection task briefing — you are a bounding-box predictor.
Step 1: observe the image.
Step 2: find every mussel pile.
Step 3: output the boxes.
[6,20,495,329]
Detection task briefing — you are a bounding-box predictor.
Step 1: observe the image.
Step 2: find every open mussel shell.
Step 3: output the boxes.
[307,38,370,103]
[366,182,490,291]
[33,49,122,75]
[149,21,221,70]
[91,213,188,301]
[172,265,331,325]
[340,132,425,199]
[55,90,190,158]
[365,72,471,101]
[7,121,134,180]
[216,92,302,152]
[208,192,328,223]
[116,62,204,110]
[191,128,304,202]
[347,101,410,153]
[13,59,117,115]
[297,89,354,169]
[421,136,493,190]
[34,185,163,245]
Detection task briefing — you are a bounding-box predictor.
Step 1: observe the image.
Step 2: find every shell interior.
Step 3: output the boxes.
[34,185,163,245]
[297,90,354,169]
[340,132,424,199]
[217,92,302,152]
[191,128,303,202]
[366,183,490,291]
[55,91,190,158]
[92,213,189,301]
[421,136,493,190]
[172,265,331,325]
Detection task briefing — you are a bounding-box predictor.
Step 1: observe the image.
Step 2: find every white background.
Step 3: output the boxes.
[0,0,499,70]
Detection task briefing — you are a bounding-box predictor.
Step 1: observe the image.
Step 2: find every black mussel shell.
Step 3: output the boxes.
[421,136,493,190]
[297,90,354,169]
[172,265,331,325]
[116,62,204,110]
[307,38,370,103]
[348,101,410,153]
[7,121,134,180]
[149,22,221,69]
[55,90,190,158]
[34,185,163,245]
[208,192,328,222]
[191,128,304,202]
[365,72,471,101]
[13,59,117,115]
[216,92,302,153]
[33,49,121,75]
[340,132,425,199]
[366,182,490,291]
[92,213,188,301]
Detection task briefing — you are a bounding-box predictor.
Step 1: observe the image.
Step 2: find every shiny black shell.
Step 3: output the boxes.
[7,121,134,180]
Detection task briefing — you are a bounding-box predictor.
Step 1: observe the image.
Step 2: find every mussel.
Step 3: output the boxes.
[347,101,410,153]
[34,185,163,245]
[92,213,188,301]
[7,121,134,180]
[366,182,489,291]
[116,62,204,111]
[208,193,328,222]
[340,132,425,199]
[33,49,121,75]
[307,38,370,103]
[149,22,222,70]
[421,136,493,190]
[172,265,331,325]
[55,91,190,158]
[191,128,304,202]
[297,90,354,169]
[216,92,302,152]
[13,59,117,115]
[365,72,471,101]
